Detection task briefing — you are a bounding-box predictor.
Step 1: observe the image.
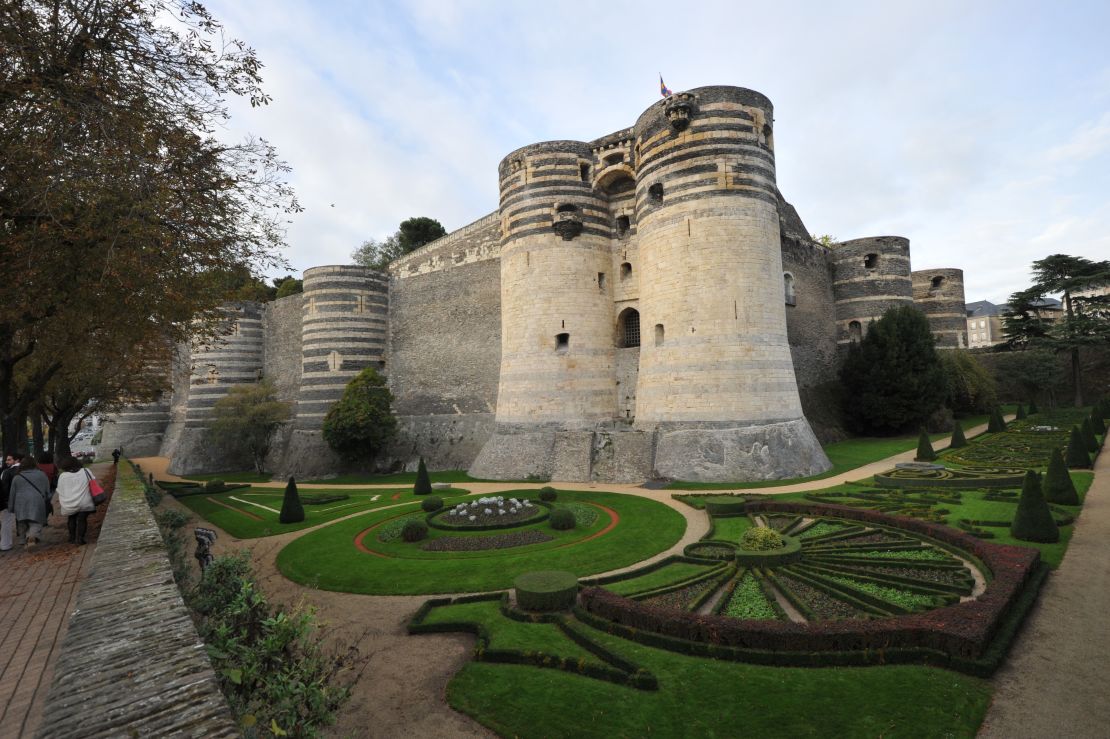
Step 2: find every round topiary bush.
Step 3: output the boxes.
[421,496,443,513]
[740,527,784,551]
[204,479,225,493]
[513,570,578,612]
[549,508,576,530]
[538,487,557,502]
[401,519,428,542]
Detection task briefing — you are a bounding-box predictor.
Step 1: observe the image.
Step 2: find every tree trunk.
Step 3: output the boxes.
[30,407,45,457]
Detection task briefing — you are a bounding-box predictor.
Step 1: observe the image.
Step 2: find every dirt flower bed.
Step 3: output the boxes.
[420,530,554,552]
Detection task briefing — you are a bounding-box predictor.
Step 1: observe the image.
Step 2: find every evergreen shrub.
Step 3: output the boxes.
[740,527,784,551]
[1010,471,1059,543]
[421,496,443,512]
[1028,398,1039,414]
[402,519,428,542]
[1091,410,1107,436]
[279,476,305,524]
[949,420,968,449]
[539,487,557,502]
[205,479,225,492]
[1015,404,1027,420]
[915,428,937,461]
[1066,427,1092,468]
[549,508,576,530]
[514,570,578,611]
[414,457,432,495]
[987,407,1007,433]
[1081,418,1099,453]
[1042,448,1079,505]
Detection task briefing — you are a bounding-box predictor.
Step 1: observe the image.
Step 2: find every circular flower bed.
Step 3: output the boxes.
[428,496,548,531]
[420,530,554,552]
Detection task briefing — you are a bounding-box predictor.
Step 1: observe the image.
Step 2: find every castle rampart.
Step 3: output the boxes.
[912,268,967,348]
[830,236,914,344]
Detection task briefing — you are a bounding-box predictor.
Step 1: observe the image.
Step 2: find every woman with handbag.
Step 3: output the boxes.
[56,456,98,545]
[8,456,51,549]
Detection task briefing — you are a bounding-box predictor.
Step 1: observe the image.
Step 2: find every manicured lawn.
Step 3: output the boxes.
[276,490,686,594]
[434,608,991,738]
[422,600,600,662]
[174,486,417,538]
[602,561,717,596]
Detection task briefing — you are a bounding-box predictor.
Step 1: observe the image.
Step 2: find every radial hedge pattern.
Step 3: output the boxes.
[276,490,686,595]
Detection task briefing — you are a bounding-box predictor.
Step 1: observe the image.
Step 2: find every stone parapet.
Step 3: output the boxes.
[37,470,237,738]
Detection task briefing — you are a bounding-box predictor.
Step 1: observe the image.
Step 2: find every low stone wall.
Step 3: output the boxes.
[37,469,237,738]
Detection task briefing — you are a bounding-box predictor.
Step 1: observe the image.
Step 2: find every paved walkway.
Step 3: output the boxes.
[978,440,1110,738]
[0,464,113,739]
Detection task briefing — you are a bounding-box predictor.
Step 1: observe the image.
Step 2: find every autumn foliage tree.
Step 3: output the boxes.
[0,1,297,453]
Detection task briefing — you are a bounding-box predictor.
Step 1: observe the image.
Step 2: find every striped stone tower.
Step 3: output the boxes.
[280,265,388,477]
[912,268,967,348]
[830,236,914,345]
[469,141,617,480]
[96,359,172,458]
[631,86,829,481]
[166,303,264,474]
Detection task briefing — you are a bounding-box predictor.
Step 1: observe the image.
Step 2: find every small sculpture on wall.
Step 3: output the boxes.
[664,92,697,131]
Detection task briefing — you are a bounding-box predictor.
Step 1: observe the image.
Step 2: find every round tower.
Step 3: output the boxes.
[167,302,264,474]
[293,265,389,430]
[830,236,914,345]
[631,86,829,481]
[469,141,616,480]
[912,268,967,348]
[97,359,171,458]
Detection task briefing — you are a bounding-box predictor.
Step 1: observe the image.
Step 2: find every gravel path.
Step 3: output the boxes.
[978,438,1110,738]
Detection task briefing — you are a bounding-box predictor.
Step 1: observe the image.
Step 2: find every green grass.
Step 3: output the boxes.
[421,600,600,663]
[664,410,1005,491]
[708,515,752,543]
[782,471,1093,568]
[277,490,686,594]
[180,471,275,483]
[438,611,991,738]
[174,486,418,538]
[602,562,717,596]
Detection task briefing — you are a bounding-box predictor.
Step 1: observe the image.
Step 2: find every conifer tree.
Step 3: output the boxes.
[1028,398,1039,415]
[949,420,968,449]
[1016,403,1027,420]
[1010,471,1059,543]
[1043,448,1079,505]
[1066,426,1092,468]
[987,407,1007,433]
[1091,409,1107,437]
[414,457,432,495]
[279,477,305,524]
[1081,417,1100,453]
[915,429,937,461]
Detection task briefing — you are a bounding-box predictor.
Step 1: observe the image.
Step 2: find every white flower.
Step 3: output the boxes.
[469,515,477,521]
[484,508,492,515]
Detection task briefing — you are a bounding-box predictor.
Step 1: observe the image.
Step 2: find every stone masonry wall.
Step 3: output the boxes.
[262,293,304,471]
[38,469,237,738]
[385,220,503,470]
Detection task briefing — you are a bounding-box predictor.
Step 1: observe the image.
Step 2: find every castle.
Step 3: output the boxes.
[100,85,967,482]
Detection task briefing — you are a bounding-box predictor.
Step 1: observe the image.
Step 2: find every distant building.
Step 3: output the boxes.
[966,297,1063,348]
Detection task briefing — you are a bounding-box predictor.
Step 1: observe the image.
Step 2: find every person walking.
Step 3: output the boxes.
[37,451,59,492]
[111,448,120,465]
[0,454,19,551]
[56,456,96,545]
[8,456,51,548]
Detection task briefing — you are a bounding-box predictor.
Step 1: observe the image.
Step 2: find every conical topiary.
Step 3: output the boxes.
[915,428,937,461]
[1092,409,1107,437]
[1066,426,1092,469]
[1010,470,1059,543]
[949,420,968,449]
[279,476,305,524]
[414,456,432,495]
[1015,403,1027,420]
[1028,398,1039,415]
[1043,448,1079,505]
[987,407,1007,433]
[1081,417,1099,453]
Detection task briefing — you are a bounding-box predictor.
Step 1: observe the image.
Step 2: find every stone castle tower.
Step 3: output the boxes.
[101,84,970,483]
[470,86,829,482]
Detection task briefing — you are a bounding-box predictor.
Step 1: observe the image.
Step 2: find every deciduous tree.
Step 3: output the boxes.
[322,368,397,463]
[208,380,291,473]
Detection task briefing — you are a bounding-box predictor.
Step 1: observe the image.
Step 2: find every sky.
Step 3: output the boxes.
[206,0,1110,303]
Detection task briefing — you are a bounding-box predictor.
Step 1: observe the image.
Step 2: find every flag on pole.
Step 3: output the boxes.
[659,75,673,98]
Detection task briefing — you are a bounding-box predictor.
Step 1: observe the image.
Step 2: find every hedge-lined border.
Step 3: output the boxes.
[407,592,658,690]
[577,555,716,588]
[577,501,1043,675]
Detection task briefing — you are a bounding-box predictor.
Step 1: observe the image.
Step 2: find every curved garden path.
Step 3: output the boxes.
[977,438,1110,738]
[131,415,1011,737]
